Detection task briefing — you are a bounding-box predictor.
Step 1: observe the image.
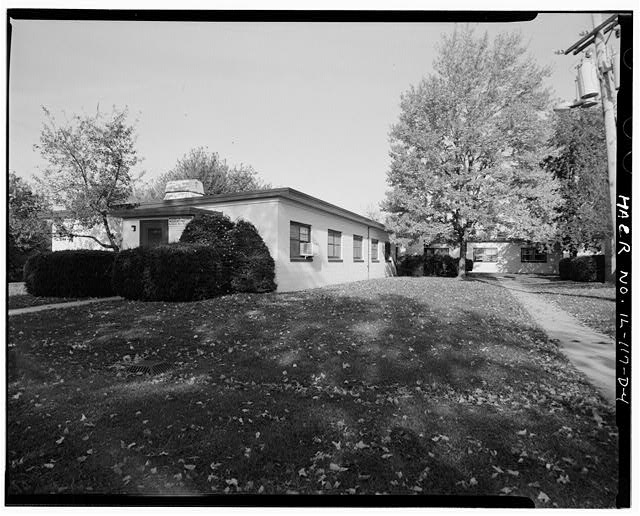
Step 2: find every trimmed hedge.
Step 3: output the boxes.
[571,255,605,282]
[559,257,572,280]
[112,214,277,301]
[111,247,147,300]
[180,213,276,294]
[424,254,459,277]
[558,255,605,282]
[398,254,473,277]
[112,243,234,301]
[397,255,424,277]
[179,212,235,248]
[24,250,116,298]
[227,220,277,293]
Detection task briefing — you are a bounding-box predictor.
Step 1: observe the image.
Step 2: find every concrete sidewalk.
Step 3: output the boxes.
[8,297,123,316]
[478,274,615,405]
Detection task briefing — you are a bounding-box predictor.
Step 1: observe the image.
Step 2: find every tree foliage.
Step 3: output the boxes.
[8,172,51,281]
[542,109,609,254]
[35,107,139,251]
[137,147,270,201]
[383,27,563,277]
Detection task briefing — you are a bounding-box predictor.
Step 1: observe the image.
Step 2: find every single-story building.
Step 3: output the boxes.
[103,180,396,292]
[403,239,563,275]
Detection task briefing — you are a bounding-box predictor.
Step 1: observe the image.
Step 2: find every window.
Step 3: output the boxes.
[521,247,547,263]
[473,247,498,262]
[425,247,450,257]
[328,229,342,260]
[290,221,311,260]
[353,235,363,261]
[384,242,392,262]
[371,239,379,262]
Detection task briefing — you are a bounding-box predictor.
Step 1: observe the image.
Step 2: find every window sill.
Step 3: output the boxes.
[328,258,343,262]
[353,259,364,262]
[290,257,313,262]
[371,260,380,263]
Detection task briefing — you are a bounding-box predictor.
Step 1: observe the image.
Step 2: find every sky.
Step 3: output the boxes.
[8,12,607,216]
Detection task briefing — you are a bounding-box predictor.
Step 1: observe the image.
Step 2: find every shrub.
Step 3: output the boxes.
[559,257,572,280]
[111,248,147,300]
[424,254,459,277]
[570,255,605,282]
[227,220,277,293]
[179,212,235,247]
[397,255,424,276]
[465,258,474,272]
[112,243,234,301]
[24,250,116,298]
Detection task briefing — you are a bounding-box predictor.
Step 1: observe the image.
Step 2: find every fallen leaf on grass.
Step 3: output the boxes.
[506,469,519,477]
[516,429,527,436]
[537,491,550,503]
[329,463,348,472]
[298,468,307,477]
[469,477,478,486]
[77,456,87,462]
[557,474,570,484]
[354,440,369,449]
[43,463,54,469]
[55,437,65,445]
[184,464,196,471]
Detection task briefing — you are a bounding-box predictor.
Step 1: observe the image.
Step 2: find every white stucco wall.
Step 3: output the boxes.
[275,198,395,291]
[52,219,122,251]
[411,241,562,274]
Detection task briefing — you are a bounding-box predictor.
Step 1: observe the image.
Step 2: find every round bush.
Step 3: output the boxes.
[179,212,235,247]
[397,255,424,276]
[228,220,277,293]
[24,250,116,298]
[570,255,605,282]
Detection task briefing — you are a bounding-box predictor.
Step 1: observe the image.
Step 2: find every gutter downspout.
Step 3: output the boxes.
[367,226,370,280]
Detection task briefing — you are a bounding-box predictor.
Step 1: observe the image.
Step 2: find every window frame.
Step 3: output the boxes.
[384,241,392,262]
[290,221,312,262]
[472,247,498,263]
[371,238,379,262]
[521,247,548,263]
[327,229,342,261]
[353,234,364,262]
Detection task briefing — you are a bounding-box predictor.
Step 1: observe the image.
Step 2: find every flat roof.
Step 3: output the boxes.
[111,187,388,231]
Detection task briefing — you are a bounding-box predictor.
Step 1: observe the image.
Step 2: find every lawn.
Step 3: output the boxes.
[7,277,617,506]
[8,294,87,310]
[522,280,616,338]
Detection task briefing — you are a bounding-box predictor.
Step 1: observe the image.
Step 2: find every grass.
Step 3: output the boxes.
[7,277,617,506]
[8,294,88,310]
[521,280,615,338]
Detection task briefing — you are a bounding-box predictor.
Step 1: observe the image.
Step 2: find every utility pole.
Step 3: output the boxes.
[591,13,617,281]
[564,13,619,281]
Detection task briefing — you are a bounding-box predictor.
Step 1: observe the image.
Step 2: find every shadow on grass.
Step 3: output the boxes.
[6,279,618,503]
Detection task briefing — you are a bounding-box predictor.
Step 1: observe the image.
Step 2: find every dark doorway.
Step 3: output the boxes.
[140,219,168,248]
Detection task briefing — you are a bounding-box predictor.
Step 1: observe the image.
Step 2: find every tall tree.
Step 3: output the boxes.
[543,109,610,255]
[35,106,139,251]
[383,27,563,277]
[137,147,270,201]
[8,172,51,280]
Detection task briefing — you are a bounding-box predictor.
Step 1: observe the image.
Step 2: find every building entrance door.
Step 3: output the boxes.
[140,220,168,247]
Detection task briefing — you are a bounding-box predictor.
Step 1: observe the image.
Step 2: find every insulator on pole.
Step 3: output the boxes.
[577,58,599,99]
[570,79,584,108]
[612,48,620,90]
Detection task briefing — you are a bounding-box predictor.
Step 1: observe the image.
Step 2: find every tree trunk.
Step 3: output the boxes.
[458,237,468,279]
[101,214,120,252]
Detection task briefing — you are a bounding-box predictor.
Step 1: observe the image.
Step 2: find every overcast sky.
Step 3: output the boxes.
[9,12,605,215]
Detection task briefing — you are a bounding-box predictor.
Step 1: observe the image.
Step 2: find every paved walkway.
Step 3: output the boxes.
[474,274,615,405]
[8,297,123,316]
